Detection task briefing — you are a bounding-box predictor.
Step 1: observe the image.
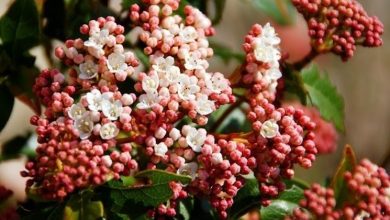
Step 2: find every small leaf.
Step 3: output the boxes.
[330,145,357,207]
[0,0,40,59]
[228,178,260,220]
[252,0,296,26]
[260,185,304,220]
[110,169,191,207]
[209,0,226,25]
[302,64,345,132]
[0,85,14,132]
[0,133,30,161]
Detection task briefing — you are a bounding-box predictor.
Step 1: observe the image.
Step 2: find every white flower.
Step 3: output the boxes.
[205,72,229,93]
[158,66,180,87]
[253,42,280,63]
[84,29,110,58]
[152,56,174,73]
[177,74,200,101]
[184,53,207,70]
[195,95,215,115]
[211,153,223,165]
[102,99,123,120]
[102,155,113,167]
[260,23,280,45]
[263,67,282,82]
[260,119,279,138]
[74,112,94,140]
[79,60,98,79]
[107,51,127,73]
[86,89,103,111]
[186,127,206,152]
[136,92,160,109]
[154,142,168,157]
[142,73,159,93]
[68,103,86,119]
[179,25,198,43]
[177,162,198,179]
[85,28,110,47]
[100,122,119,140]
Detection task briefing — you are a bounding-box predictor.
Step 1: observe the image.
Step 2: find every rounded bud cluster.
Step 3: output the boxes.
[283,102,338,154]
[288,159,390,219]
[292,0,384,61]
[55,16,139,84]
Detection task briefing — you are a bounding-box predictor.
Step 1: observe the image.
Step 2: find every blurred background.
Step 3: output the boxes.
[0,0,389,202]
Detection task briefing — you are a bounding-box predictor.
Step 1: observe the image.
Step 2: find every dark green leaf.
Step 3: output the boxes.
[0,0,40,59]
[228,178,260,220]
[302,64,345,132]
[42,0,66,40]
[209,0,226,25]
[0,85,14,132]
[252,0,296,26]
[260,185,304,220]
[110,169,191,207]
[17,200,64,220]
[0,133,31,161]
[330,145,357,208]
[282,65,308,105]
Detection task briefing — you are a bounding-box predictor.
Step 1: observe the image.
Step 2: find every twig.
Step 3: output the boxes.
[292,48,319,70]
[209,98,245,133]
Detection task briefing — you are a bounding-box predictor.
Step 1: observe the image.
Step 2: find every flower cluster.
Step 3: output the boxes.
[239,24,317,206]
[130,1,233,125]
[283,102,338,154]
[23,0,320,218]
[288,159,390,219]
[292,0,384,61]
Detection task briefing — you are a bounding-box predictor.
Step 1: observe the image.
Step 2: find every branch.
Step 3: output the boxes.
[292,48,319,71]
[209,98,245,133]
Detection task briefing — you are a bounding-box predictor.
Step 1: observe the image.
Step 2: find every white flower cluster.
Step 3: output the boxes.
[252,23,282,93]
[137,54,229,117]
[68,89,134,140]
[61,18,136,83]
[136,6,232,122]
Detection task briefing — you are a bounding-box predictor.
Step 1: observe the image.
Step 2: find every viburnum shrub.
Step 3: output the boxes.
[0,0,388,219]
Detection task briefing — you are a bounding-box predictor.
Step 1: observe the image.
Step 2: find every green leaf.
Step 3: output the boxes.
[110,169,191,207]
[0,85,14,132]
[260,185,304,220]
[0,0,40,59]
[0,133,30,161]
[228,178,260,220]
[134,48,150,69]
[302,64,345,132]
[209,0,226,25]
[283,66,308,105]
[330,145,357,208]
[252,0,296,26]
[64,191,104,220]
[210,41,245,64]
[42,0,66,40]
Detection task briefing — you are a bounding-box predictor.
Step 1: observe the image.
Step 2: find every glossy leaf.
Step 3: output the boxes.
[0,85,14,132]
[330,145,357,207]
[260,185,304,220]
[302,64,345,132]
[228,178,260,220]
[110,169,191,207]
[252,0,296,26]
[0,0,40,59]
